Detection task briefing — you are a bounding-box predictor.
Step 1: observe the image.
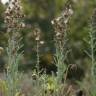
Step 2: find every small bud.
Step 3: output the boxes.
[69,9,74,15]
[51,20,54,25]
[56,32,61,37]
[20,23,26,28]
[35,36,40,41]
[56,16,61,21]
[40,41,45,45]
[64,19,68,24]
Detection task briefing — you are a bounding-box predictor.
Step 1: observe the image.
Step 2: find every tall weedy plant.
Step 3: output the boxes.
[33,25,44,75]
[89,9,96,79]
[51,1,74,84]
[87,8,96,96]
[81,8,96,96]
[4,0,25,96]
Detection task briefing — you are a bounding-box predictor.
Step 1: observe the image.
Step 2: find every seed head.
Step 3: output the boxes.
[51,3,73,41]
[4,0,25,32]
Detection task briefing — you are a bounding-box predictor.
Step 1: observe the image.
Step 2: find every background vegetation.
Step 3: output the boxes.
[0,0,96,96]
[0,0,95,70]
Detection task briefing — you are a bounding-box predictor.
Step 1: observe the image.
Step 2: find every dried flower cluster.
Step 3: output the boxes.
[51,4,73,42]
[4,0,25,32]
[33,24,44,45]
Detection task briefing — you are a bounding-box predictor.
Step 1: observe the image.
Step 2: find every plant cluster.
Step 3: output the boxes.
[0,0,96,96]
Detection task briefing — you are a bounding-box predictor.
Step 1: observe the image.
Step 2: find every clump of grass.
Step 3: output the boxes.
[4,0,25,96]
